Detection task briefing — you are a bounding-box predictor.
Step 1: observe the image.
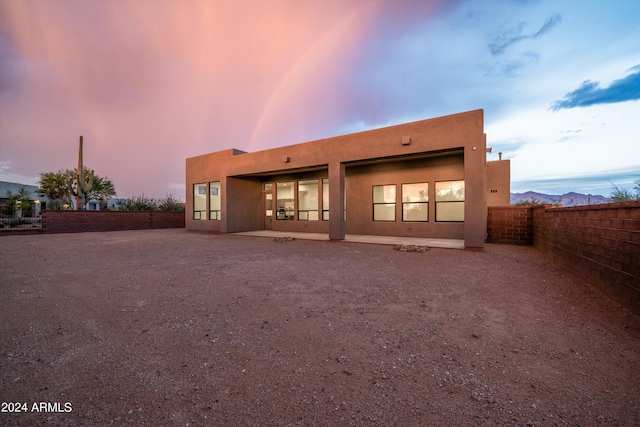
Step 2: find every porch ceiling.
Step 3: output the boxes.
[231,147,464,179]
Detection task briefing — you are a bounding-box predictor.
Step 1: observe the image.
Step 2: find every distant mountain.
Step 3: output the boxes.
[510,191,610,206]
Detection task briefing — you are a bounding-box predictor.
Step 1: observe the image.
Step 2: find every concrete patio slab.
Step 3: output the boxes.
[233,230,465,249]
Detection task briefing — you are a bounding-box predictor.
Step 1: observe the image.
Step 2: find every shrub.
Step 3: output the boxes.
[157,194,185,211]
[609,179,640,202]
[116,194,185,211]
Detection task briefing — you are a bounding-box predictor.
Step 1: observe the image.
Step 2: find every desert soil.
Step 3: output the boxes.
[1,229,639,426]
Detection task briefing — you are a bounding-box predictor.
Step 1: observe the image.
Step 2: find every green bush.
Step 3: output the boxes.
[117,194,185,211]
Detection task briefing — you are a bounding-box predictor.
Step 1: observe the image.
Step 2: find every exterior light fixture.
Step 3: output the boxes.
[401,136,411,145]
[283,156,290,163]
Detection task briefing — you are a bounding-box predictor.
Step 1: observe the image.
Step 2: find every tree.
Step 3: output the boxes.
[37,169,76,208]
[5,187,33,219]
[38,168,116,209]
[610,178,640,202]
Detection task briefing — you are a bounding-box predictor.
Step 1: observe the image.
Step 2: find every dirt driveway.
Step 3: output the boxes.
[1,229,639,426]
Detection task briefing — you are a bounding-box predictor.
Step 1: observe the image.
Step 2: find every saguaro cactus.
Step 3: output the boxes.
[74,135,94,210]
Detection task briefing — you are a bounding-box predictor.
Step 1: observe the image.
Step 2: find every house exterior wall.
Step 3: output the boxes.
[262,170,330,234]
[186,109,490,249]
[487,159,511,207]
[345,154,465,238]
[225,177,263,233]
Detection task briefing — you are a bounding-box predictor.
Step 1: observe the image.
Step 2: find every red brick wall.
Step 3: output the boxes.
[42,211,185,234]
[487,206,533,245]
[533,202,640,312]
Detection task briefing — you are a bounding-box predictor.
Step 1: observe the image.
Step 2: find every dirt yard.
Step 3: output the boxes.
[1,229,639,426]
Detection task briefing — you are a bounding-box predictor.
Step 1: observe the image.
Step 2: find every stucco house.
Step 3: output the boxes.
[185,109,510,250]
[0,181,48,217]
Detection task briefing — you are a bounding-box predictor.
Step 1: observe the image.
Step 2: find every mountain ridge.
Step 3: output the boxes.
[510,191,610,206]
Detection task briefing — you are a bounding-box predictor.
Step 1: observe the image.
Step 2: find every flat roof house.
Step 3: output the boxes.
[186,109,510,250]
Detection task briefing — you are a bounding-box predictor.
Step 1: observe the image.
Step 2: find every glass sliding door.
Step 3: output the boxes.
[276,182,294,220]
[298,179,319,221]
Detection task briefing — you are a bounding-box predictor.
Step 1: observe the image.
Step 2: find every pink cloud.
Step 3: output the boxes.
[0,0,444,198]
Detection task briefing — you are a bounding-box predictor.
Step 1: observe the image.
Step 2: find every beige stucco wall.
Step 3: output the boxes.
[186,110,491,249]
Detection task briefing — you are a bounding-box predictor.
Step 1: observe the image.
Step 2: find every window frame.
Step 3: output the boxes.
[297,179,319,221]
[372,184,396,222]
[208,181,221,220]
[193,183,207,220]
[435,180,465,222]
[401,182,429,222]
[322,178,329,221]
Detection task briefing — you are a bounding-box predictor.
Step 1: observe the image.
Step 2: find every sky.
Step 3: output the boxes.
[1,0,639,200]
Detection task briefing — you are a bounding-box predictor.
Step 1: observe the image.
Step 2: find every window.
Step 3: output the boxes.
[402,183,428,222]
[193,183,207,220]
[373,185,396,221]
[298,180,318,221]
[322,179,329,220]
[435,180,464,222]
[209,181,221,220]
[276,182,294,220]
[264,183,273,227]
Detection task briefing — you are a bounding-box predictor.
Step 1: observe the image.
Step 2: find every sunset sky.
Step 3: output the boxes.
[1,0,639,200]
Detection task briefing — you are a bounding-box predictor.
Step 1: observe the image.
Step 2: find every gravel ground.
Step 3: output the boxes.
[1,229,639,426]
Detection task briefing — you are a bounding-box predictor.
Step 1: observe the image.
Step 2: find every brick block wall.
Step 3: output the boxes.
[487,206,533,245]
[533,201,640,312]
[42,211,185,234]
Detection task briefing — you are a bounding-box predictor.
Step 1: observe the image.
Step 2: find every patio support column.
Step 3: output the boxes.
[220,177,228,233]
[328,161,345,240]
[463,130,487,250]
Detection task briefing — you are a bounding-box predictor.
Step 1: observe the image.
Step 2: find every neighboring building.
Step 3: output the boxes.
[186,109,510,250]
[0,181,47,216]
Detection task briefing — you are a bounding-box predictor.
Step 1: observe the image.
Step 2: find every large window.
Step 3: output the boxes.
[402,182,429,222]
[322,179,329,220]
[373,185,396,221]
[435,180,464,222]
[209,181,221,220]
[298,180,318,221]
[276,182,294,220]
[193,183,207,220]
